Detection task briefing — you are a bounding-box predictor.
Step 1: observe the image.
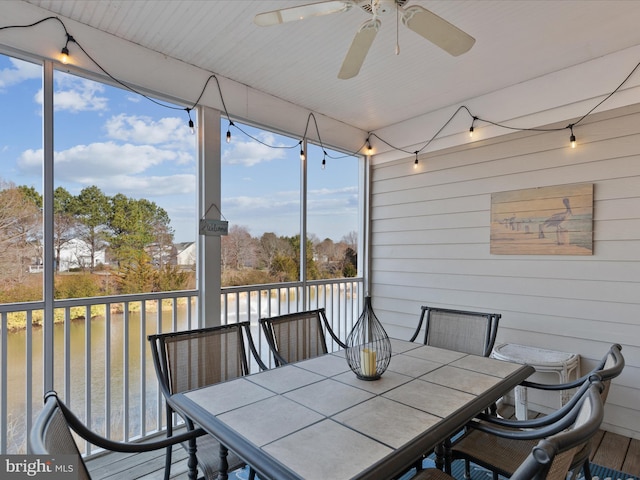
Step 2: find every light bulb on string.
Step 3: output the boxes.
[366,138,373,155]
[186,109,195,135]
[60,46,69,64]
[469,116,477,138]
[226,121,234,143]
[321,155,326,170]
[569,125,576,149]
[299,141,305,161]
[60,34,75,64]
[413,151,419,169]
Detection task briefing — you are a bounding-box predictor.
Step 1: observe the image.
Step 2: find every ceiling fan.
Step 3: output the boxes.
[254,0,475,79]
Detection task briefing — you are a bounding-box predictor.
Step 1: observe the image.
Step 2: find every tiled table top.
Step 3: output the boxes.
[171,339,534,480]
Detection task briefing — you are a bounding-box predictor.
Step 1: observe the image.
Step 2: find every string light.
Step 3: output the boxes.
[569,124,576,148]
[60,45,69,64]
[186,109,195,134]
[321,151,327,170]
[226,121,234,143]
[2,15,639,168]
[60,33,74,64]
[469,116,477,138]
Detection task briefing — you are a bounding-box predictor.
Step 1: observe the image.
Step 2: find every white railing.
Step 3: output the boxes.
[0,278,363,455]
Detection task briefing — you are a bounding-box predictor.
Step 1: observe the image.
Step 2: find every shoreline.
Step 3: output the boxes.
[5,297,190,332]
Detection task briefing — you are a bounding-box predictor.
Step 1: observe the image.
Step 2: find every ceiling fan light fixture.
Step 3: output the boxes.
[373,0,398,16]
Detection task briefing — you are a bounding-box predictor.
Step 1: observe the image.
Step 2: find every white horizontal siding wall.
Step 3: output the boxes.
[370,103,640,440]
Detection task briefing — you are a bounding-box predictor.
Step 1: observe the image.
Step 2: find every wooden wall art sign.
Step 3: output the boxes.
[490,183,593,255]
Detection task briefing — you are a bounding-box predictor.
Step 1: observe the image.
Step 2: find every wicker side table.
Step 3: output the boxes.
[492,343,580,420]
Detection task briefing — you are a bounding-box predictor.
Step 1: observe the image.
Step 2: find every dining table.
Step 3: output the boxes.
[168,338,534,480]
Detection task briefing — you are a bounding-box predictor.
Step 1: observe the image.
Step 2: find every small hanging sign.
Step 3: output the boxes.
[199,203,229,236]
[199,219,228,236]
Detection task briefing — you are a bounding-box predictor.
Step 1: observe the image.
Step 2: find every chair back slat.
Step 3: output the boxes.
[260,308,345,366]
[149,321,263,396]
[265,311,327,364]
[164,327,247,394]
[412,306,500,357]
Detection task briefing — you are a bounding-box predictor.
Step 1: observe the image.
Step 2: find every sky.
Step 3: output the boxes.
[0,53,359,243]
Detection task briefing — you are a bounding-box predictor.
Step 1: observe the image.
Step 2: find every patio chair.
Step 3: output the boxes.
[29,391,204,480]
[148,321,267,480]
[409,306,501,357]
[412,378,605,480]
[260,308,347,366]
[449,343,624,480]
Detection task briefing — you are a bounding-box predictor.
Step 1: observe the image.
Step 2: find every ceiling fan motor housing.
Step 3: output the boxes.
[360,0,408,16]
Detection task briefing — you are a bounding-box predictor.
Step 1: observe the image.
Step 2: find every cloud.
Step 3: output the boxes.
[0,58,40,92]
[17,142,195,196]
[34,73,109,112]
[225,190,299,212]
[308,186,359,214]
[222,132,288,166]
[105,114,194,151]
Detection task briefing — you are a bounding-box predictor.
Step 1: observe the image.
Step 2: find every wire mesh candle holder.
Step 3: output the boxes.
[346,296,392,380]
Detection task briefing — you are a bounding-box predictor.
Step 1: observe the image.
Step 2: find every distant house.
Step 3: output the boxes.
[175,242,196,268]
[58,238,107,272]
[145,242,177,267]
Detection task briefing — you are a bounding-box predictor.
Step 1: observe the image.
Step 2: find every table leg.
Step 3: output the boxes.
[218,444,229,480]
[434,442,445,471]
[186,436,198,480]
[444,438,453,475]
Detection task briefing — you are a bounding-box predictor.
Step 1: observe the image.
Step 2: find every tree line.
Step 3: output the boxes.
[0,179,358,302]
[221,226,358,286]
[0,179,186,301]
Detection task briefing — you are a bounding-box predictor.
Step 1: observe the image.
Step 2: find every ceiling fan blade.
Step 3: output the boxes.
[338,19,381,80]
[401,5,475,56]
[254,1,353,26]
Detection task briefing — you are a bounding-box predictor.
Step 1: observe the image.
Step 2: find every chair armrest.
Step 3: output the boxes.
[467,401,581,441]
[51,392,206,453]
[409,308,427,343]
[260,319,290,366]
[520,377,586,391]
[474,376,594,428]
[319,309,347,349]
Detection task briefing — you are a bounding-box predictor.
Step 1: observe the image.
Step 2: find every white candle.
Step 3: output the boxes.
[361,348,377,376]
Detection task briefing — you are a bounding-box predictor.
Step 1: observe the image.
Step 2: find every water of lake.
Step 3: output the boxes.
[5,292,358,453]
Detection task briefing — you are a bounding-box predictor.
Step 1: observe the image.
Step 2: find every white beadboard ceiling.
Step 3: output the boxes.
[23,0,640,134]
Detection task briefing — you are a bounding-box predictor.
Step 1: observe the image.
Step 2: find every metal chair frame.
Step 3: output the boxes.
[450,344,624,480]
[29,391,202,480]
[148,321,267,480]
[413,379,605,480]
